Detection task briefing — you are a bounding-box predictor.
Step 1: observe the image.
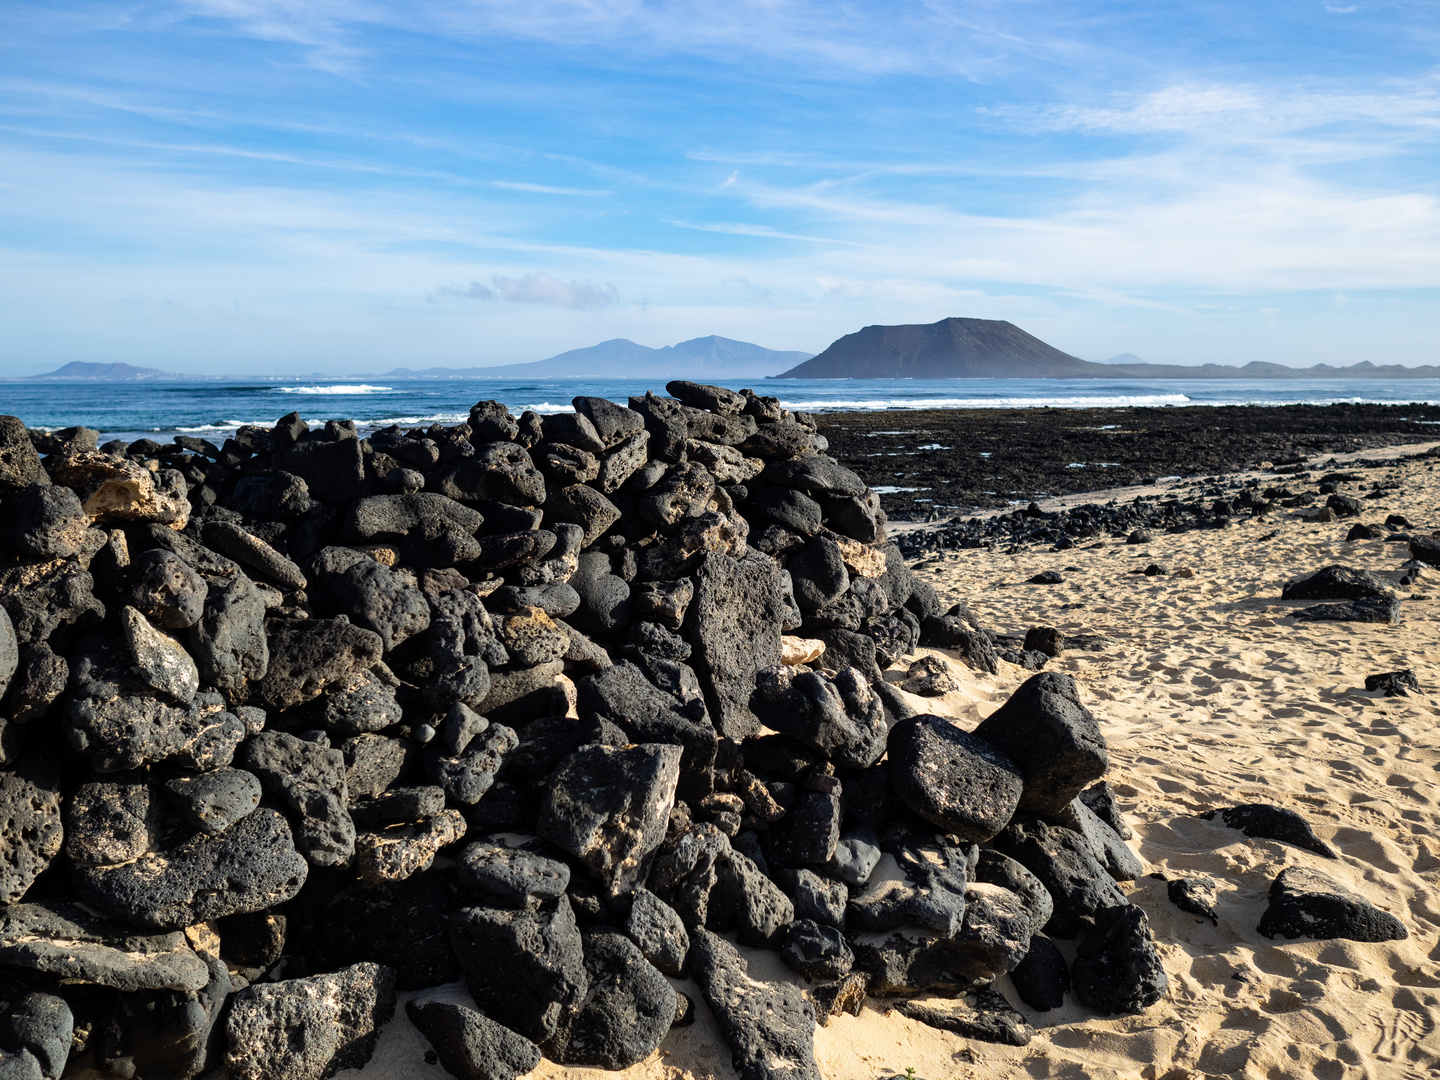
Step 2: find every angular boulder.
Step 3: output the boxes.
[685,551,786,740]
[689,928,822,1080]
[539,743,681,899]
[225,962,396,1080]
[450,899,588,1045]
[405,999,540,1080]
[971,672,1109,816]
[888,715,1023,843]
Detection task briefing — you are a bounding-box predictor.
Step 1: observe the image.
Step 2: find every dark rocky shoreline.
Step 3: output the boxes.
[818,403,1440,519]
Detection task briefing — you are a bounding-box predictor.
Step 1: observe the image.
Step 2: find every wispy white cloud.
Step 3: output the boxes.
[5,0,1440,372]
[1001,81,1440,139]
[179,0,374,73]
[435,280,495,299]
[491,180,609,196]
[665,220,866,246]
[432,273,623,308]
[491,272,622,308]
[174,0,1070,77]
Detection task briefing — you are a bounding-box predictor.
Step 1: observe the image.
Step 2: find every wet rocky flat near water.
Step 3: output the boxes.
[818,403,1440,519]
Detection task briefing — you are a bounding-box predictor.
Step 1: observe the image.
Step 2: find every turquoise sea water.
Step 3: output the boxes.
[2,376,1437,444]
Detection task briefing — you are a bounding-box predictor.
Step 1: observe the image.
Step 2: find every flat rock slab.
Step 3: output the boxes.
[689,927,822,1080]
[685,552,786,740]
[895,986,1033,1046]
[0,899,212,992]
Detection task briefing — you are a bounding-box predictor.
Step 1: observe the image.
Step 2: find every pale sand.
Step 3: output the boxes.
[350,445,1440,1080]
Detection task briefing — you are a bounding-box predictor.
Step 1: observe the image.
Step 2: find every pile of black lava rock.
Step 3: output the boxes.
[0,386,1399,1080]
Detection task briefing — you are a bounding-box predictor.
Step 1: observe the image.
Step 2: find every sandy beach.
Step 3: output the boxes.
[344,440,1440,1080]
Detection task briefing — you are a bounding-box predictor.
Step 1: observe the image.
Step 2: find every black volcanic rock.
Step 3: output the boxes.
[406,999,540,1080]
[1202,803,1336,858]
[1281,565,1394,601]
[1071,904,1168,1014]
[886,715,1022,842]
[1257,866,1407,942]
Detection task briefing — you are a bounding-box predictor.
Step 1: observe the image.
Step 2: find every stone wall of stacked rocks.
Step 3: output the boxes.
[0,384,1187,1080]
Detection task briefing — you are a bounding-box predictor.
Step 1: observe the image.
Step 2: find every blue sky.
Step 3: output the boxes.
[2,1,1438,375]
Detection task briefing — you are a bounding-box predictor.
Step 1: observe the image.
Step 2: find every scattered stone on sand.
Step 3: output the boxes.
[1291,597,1402,624]
[1281,564,1396,601]
[1258,866,1408,942]
[900,654,958,696]
[1365,668,1420,696]
[406,998,541,1080]
[895,986,1034,1046]
[1201,803,1337,858]
[1167,876,1221,925]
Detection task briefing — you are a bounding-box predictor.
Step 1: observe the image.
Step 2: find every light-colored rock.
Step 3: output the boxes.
[781,636,826,665]
[50,453,189,528]
[357,544,402,567]
[354,810,467,884]
[833,535,887,578]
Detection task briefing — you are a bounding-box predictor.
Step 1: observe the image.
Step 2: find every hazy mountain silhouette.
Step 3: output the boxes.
[388,335,812,379]
[23,361,172,381]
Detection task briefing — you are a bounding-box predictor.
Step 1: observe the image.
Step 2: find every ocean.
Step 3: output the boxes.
[3,376,1439,444]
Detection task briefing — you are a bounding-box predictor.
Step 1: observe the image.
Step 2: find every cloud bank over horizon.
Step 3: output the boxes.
[0,0,1437,375]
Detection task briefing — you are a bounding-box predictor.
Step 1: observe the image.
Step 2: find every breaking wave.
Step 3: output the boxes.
[274,384,393,395]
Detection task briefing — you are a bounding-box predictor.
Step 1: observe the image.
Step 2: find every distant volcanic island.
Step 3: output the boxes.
[776,317,1440,379]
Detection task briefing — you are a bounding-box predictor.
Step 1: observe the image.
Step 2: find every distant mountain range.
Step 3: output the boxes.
[13,324,1439,381]
[776,318,1440,379]
[19,361,175,381]
[386,335,813,380]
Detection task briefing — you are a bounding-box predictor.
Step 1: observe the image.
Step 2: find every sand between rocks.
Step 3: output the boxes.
[337,449,1440,1080]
